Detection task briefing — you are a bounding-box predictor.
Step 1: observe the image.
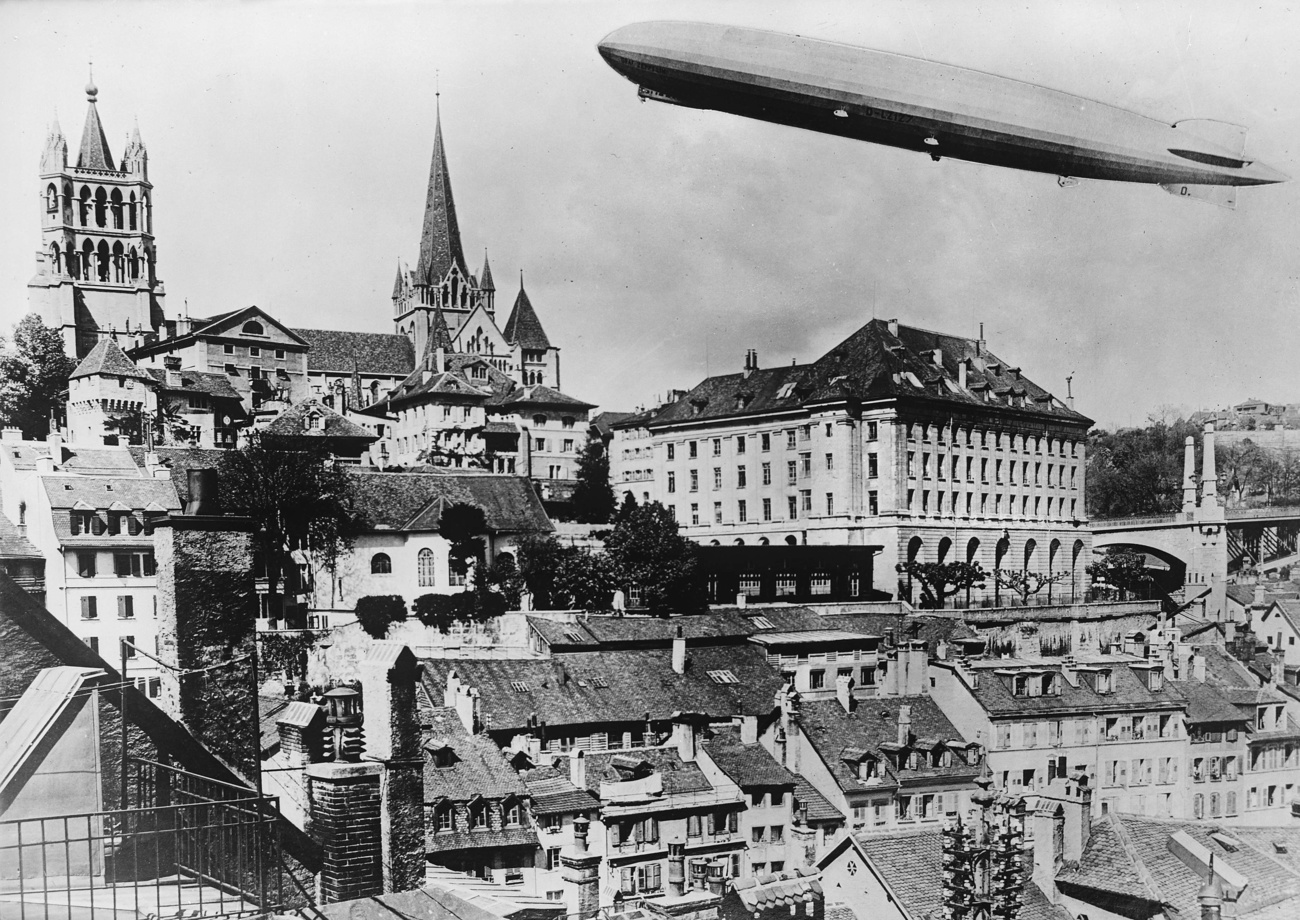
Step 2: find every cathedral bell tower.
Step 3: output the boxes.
[29,79,166,359]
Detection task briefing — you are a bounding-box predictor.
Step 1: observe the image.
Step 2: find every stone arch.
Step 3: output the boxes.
[994,536,1011,605]
[759,537,770,546]
[46,183,58,212]
[128,191,137,230]
[785,535,798,546]
[49,242,61,275]
[94,187,107,227]
[1024,538,1038,571]
[937,536,953,565]
[733,538,745,546]
[967,537,980,563]
[110,188,124,229]
[112,241,125,282]
[1071,539,1085,602]
[1048,538,1063,603]
[907,535,924,563]
[95,239,110,282]
[78,185,92,225]
[128,247,139,281]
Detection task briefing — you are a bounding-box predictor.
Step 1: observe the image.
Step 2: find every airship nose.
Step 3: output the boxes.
[1248,160,1290,185]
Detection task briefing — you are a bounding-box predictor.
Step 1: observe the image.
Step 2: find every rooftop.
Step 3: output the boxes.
[348,470,553,534]
[702,726,798,788]
[292,328,415,376]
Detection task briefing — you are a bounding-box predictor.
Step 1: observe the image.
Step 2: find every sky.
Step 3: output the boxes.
[2,1,1297,430]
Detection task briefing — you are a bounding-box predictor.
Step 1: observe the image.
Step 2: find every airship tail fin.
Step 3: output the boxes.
[1161,183,1237,210]
[1173,119,1248,157]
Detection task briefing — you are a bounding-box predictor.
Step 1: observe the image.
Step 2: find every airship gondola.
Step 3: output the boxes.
[597,22,1287,208]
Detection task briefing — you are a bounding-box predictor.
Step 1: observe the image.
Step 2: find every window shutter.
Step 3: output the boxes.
[728,811,737,833]
[647,817,658,843]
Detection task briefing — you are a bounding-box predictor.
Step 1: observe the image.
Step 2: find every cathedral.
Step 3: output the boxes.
[28,79,166,359]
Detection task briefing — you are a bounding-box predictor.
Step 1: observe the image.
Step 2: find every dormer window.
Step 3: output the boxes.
[907,752,919,770]
[435,801,454,833]
[1096,670,1112,694]
[857,758,877,781]
[503,797,522,827]
[1013,675,1029,697]
[469,800,488,829]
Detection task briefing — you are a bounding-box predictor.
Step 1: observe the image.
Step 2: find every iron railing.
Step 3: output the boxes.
[0,758,308,919]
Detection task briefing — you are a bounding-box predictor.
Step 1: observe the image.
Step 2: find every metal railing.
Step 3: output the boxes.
[0,758,308,919]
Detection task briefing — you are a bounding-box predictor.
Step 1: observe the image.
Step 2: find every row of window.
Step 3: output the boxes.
[79,594,151,620]
[69,510,152,536]
[849,791,955,826]
[370,551,467,586]
[222,343,286,359]
[907,489,1078,521]
[75,551,156,578]
[667,426,830,462]
[907,453,1078,489]
[432,798,523,833]
[994,713,1177,749]
[682,492,835,525]
[46,183,149,233]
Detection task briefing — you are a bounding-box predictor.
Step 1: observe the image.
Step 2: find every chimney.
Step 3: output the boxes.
[886,318,899,337]
[47,430,63,466]
[1060,656,1078,687]
[673,718,698,762]
[1201,423,1219,509]
[569,748,586,788]
[736,592,746,608]
[672,625,686,674]
[1192,654,1206,683]
[560,816,602,919]
[740,714,759,745]
[896,703,912,746]
[184,469,220,515]
[836,674,856,713]
[1182,436,1198,513]
[164,355,182,388]
[706,860,726,896]
[668,840,686,897]
[358,642,426,894]
[1,427,22,442]
[750,349,759,370]
[957,358,968,390]
[1254,583,1266,608]
[902,640,928,696]
[932,348,944,369]
[307,760,384,903]
[977,322,986,356]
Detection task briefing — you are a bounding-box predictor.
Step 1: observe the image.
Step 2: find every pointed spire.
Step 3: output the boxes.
[425,303,455,361]
[479,250,495,292]
[391,259,406,299]
[503,276,552,350]
[131,115,143,146]
[415,103,468,287]
[77,74,116,171]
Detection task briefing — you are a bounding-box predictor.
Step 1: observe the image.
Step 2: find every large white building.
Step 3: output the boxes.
[610,319,1093,602]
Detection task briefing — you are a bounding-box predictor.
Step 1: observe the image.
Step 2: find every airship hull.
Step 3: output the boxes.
[598,22,1287,189]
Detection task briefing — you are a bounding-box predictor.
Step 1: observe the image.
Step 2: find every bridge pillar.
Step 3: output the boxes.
[1181,436,1197,514]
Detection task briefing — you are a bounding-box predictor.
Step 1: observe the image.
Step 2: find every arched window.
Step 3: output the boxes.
[94,187,107,227]
[112,242,125,283]
[128,192,137,230]
[96,240,110,282]
[1024,538,1037,572]
[242,320,265,336]
[937,536,952,565]
[371,553,392,574]
[532,414,546,428]
[110,189,123,229]
[46,183,58,212]
[78,186,91,225]
[785,535,798,546]
[1072,539,1085,602]
[128,247,139,281]
[49,243,61,275]
[418,548,436,586]
[81,239,95,281]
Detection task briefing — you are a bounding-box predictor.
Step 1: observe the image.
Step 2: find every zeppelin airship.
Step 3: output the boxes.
[597,21,1287,207]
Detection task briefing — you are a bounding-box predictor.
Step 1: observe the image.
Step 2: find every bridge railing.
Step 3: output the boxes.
[1091,513,1181,529]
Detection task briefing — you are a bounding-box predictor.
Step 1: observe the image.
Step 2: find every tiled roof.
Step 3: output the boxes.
[263,399,378,442]
[348,470,553,534]
[1172,679,1250,725]
[850,827,944,920]
[967,659,1187,716]
[76,94,115,171]
[530,607,829,651]
[141,367,244,403]
[423,645,782,733]
[427,826,539,854]
[1227,584,1257,607]
[799,697,976,794]
[424,706,525,801]
[650,319,1090,428]
[4,443,142,475]
[591,411,637,438]
[730,869,821,911]
[125,446,230,505]
[41,473,179,515]
[416,111,470,285]
[502,285,552,351]
[292,328,415,376]
[0,511,41,559]
[1058,815,1300,919]
[703,726,797,788]
[826,614,980,655]
[793,776,843,823]
[386,364,494,408]
[580,746,713,795]
[492,384,595,411]
[70,339,153,381]
[523,773,599,815]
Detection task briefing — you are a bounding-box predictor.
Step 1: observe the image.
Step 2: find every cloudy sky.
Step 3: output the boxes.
[2,1,1296,429]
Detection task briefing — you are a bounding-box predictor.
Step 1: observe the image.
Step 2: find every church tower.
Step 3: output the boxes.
[392,106,490,358]
[28,79,165,359]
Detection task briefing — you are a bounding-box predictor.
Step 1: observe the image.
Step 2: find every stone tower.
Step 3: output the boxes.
[28,80,166,359]
[392,106,491,358]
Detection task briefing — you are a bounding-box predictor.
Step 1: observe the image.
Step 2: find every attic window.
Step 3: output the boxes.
[510,681,530,693]
[776,383,797,399]
[242,320,265,336]
[708,670,739,684]
[591,677,609,688]
[751,616,774,630]
[563,629,584,643]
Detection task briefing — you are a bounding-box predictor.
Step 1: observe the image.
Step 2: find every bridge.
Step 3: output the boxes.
[1089,425,1300,619]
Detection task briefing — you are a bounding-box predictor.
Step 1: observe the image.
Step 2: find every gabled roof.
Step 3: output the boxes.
[427,306,456,356]
[793,775,843,823]
[348,471,553,534]
[651,319,1091,428]
[502,284,551,350]
[292,328,415,376]
[191,306,310,345]
[529,607,830,651]
[731,870,822,912]
[703,726,798,788]
[424,706,525,801]
[386,365,494,408]
[590,411,637,438]
[142,367,243,403]
[580,746,713,795]
[423,645,782,733]
[0,667,105,800]
[70,339,154,381]
[965,658,1187,716]
[0,510,42,559]
[263,399,378,442]
[416,109,470,286]
[523,771,599,815]
[492,384,595,411]
[76,89,115,171]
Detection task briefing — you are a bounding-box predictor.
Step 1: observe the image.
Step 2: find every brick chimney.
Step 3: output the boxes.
[561,815,602,920]
[358,642,426,894]
[896,704,912,747]
[673,716,698,762]
[307,761,384,903]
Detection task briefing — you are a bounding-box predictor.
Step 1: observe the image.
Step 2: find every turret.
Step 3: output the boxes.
[41,118,68,173]
[122,120,147,178]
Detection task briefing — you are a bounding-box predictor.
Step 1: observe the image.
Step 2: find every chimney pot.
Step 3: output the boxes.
[672,626,686,674]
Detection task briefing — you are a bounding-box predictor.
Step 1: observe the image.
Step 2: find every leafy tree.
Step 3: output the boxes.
[515,534,568,609]
[994,569,1070,606]
[571,436,616,524]
[895,560,986,609]
[485,553,525,609]
[439,502,488,578]
[355,595,407,639]
[0,314,75,440]
[605,501,703,613]
[413,592,474,633]
[553,548,619,610]
[1086,550,1153,597]
[615,490,639,523]
[1087,417,1200,518]
[219,431,359,617]
[258,629,321,680]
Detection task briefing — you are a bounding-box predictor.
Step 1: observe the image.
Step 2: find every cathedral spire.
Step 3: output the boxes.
[479,250,495,292]
[391,259,406,299]
[503,276,552,350]
[415,103,469,287]
[77,74,116,171]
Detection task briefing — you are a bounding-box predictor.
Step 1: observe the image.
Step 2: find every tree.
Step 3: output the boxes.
[219,431,360,618]
[605,501,703,613]
[553,548,620,610]
[355,595,406,639]
[895,560,986,609]
[615,490,639,523]
[571,436,616,524]
[1086,417,1200,517]
[484,553,525,609]
[994,569,1070,606]
[515,534,568,609]
[439,502,488,583]
[258,629,321,681]
[1086,550,1153,598]
[413,592,474,633]
[0,314,75,440]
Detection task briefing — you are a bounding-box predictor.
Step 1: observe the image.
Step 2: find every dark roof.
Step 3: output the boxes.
[142,368,244,403]
[386,366,494,409]
[492,384,594,411]
[125,446,231,505]
[1171,679,1250,725]
[829,614,982,655]
[532,607,829,651]
[591,411,636,438]
[348,471,552,534]
[292,328,415,376]
[799,697,977,793]
[1226,584,1256,607]
[423,706,525,801]
[966,659,1187,716]
[41,476,181,543]
[423,645,782,733]
[263,399,378,442]
[650,319,1091,428]
[523,772,599,815]
[581,747,713,795]
[0,511,42,559]
[4,443,141,475]
[70,339,153,381]
[259,696,291,757]
[479,252,495,292]
[502,285,552,350]
[793,776,843,823]
[702,726,797,788]
[77,94,115,170]
[1058,815,1300,918]
[426,826,539,854]
[416,111,470,285]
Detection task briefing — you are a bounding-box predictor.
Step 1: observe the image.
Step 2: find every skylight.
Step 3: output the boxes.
[708,670,739,684]
[591,677,609,688]
[750,616,774,630]
[563,629,584,643]
[510,681,530,693]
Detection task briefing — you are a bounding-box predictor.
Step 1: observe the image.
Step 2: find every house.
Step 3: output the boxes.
[702,724,805,872]
[259,397,379,463]
[1259,598,1300,667]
